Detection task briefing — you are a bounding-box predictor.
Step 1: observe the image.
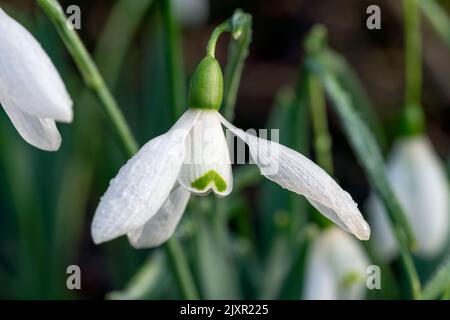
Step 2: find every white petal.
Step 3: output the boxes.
[303,243,337,300]
[219,114,370,240]
[0,8,73,123]
[2,101,61,151]
[91,109,201,244]
[127,185,190,249]
[368,136,449,259]
[366,193,398,261]
[303,227,370,300]
[178,110,233,196]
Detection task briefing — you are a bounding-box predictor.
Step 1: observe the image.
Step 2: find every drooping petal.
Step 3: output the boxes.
[127,184,190,249]
[2,102,61,151]
[91,109,201,244]
[178,110,233,196]
[368,136,449,260]
[219,114,370,240]
[0,8,73,123]
[303,227,370,300]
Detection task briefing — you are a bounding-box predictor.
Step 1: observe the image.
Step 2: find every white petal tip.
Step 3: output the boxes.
[128,239,160,250]
[91,232,113,245]
[49,98,73,123]
[58,104,73,123]
[28,131,61,152]
[91,230,105,245]
[91,223,116,245]
[353,220,371,241]
[41,144,60,152]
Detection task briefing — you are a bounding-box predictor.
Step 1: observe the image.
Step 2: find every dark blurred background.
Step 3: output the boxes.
[0,0,448,299]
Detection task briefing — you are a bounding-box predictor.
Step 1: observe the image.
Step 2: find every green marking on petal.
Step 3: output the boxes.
[339,271,363,290]
[191,170,227,193]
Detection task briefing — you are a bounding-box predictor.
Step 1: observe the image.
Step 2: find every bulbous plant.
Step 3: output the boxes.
[91,13,370,248]
[367,0,449,261]
[368,136,449,260]
[0,7,72,151]
[303,227,370,300]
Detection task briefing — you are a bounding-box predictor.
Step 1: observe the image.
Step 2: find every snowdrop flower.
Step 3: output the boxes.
[303,227,370,300]
[0,8,72,151]
[368,136,449,261]
[91,53,370,248]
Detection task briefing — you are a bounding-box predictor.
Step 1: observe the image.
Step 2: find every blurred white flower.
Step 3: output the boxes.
[368,136,449,261]
[0,8,73,151]
[91,108,370,248]
[173,0,209,27]
[303,227,370,300]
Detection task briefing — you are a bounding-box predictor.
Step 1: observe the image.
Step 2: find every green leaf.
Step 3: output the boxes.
[160,0,186,119]
[321,49,387,151]
[195,218,242,299]
[306,54,416,248]
[107,252,168,300]
[305,51,422,298]
[418,0,450,49]
[222,10,252,121]
[422,257,450,300]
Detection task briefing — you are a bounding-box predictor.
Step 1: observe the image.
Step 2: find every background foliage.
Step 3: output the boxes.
[0,0,449,299]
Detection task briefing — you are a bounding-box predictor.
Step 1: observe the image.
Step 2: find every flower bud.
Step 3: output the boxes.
[303,227,370,300]
[368,136,449,260]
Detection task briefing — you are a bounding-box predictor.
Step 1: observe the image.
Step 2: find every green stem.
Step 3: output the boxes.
[50,0,155,298]
[402,0,425,136]
[37,0,199,300]
[331,70,421,298]
[404,0,422,106]
[206,22,230,58]
[206,10,252,59]
[165,238,200,299]
[36,0,138,156]
[399,244,422,299]
[289,72,311,239]
[417,0,450,49]
[323,49,387,152]
[421,256,450,300]
[307,73,334,230]
[307,74,334,175]
[222,10,252,121]
[205,10,252,120]
[160,0,186,119]
[307,55,421,298]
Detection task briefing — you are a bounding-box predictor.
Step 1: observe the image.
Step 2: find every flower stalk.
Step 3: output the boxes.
[307,73,334,175]
[223,10,252,121]
[401,0,425,136]
[206,10,251,60]
[36,0,138,157]
[37,0,199,300]
[161,0,186,119]
[304,24,421,298]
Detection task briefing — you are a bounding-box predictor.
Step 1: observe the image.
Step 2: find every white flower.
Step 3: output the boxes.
[303,227,370,300]
[367,135,449,260]
[91,108,370,248]
[0,8,73,151]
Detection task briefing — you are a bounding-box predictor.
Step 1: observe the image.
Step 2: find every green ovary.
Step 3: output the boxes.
[191,170,227,192]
